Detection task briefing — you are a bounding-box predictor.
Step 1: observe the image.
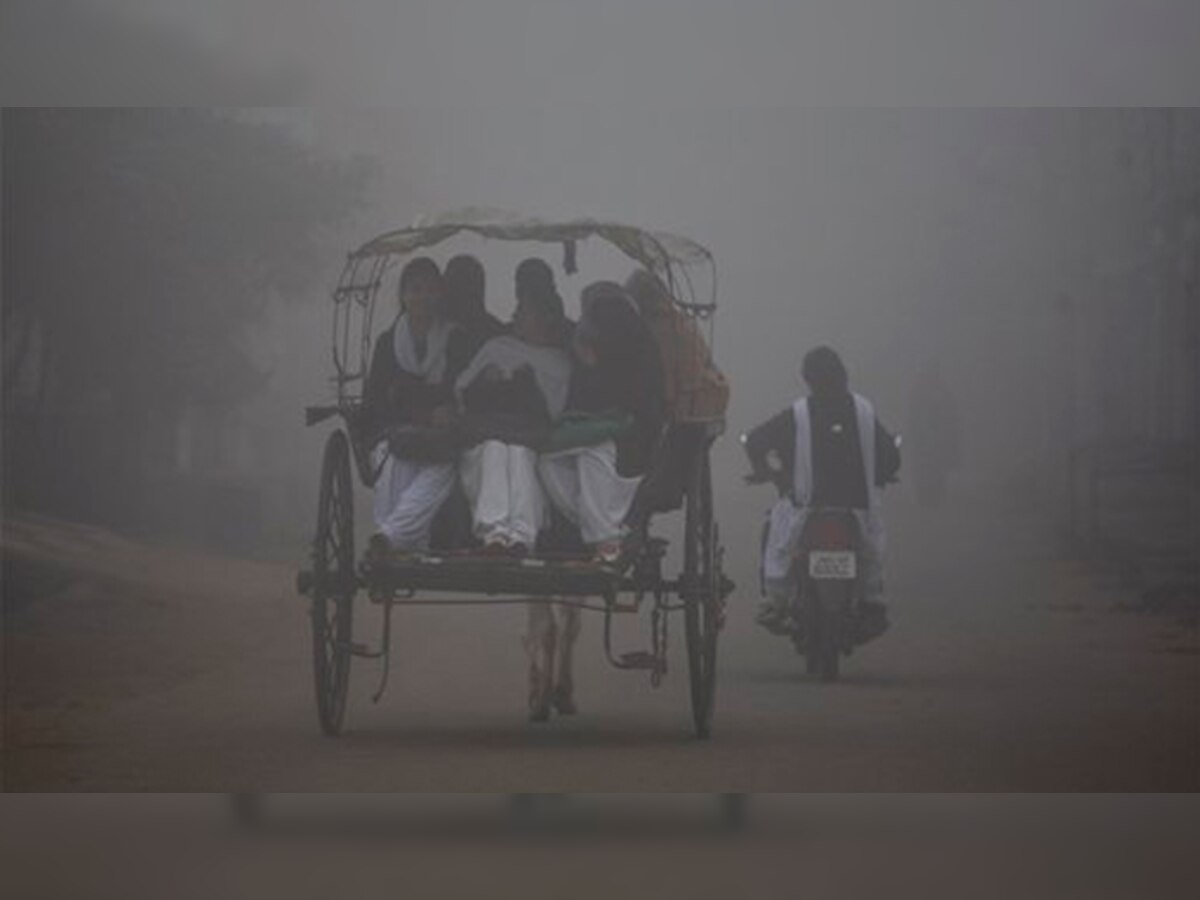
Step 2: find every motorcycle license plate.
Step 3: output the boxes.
[809,551,857,580]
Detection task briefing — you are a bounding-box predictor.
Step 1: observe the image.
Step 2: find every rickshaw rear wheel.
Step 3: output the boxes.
[682,442,720,739]
[311,429,356,737]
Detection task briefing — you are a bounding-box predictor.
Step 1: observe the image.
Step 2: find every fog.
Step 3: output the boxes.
[235,108,1055,543]
[263,110,1198,699]
[265,107,1198,519]
[3,5,1198,795]
[11,1,1200,104]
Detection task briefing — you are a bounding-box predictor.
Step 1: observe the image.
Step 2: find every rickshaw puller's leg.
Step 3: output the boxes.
[552,603,581,715]
[525,602,557,722]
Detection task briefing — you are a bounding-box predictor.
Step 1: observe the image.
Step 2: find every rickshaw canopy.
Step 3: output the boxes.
[325,207,719,419]
[351,207,714,277]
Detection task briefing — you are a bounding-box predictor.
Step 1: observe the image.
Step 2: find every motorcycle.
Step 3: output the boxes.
[746,469,887,682]
[793,506,873,681]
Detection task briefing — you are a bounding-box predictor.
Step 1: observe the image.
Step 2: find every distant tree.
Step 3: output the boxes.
[2,109,372,521]
[2,0,301,105]
[3,108,370,414]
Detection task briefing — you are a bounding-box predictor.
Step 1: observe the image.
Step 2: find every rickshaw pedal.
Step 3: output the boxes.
[619,651,665,672]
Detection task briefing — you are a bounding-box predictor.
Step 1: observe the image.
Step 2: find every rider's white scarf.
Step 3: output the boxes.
[790,393,879,512]
[392,313,455,383]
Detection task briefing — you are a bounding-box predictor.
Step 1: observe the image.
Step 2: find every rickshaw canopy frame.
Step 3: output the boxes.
[321,209,720,485]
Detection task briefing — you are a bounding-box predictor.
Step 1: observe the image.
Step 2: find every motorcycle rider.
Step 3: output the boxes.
[742,346,900,637]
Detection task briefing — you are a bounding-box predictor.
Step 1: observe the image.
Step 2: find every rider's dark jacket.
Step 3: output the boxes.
[743,390,901,509]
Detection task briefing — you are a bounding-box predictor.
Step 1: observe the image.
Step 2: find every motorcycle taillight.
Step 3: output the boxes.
[808,516,853,550]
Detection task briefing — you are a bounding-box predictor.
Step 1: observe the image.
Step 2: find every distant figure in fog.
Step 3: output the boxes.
[908,358,961,509]
[743,346,900,633]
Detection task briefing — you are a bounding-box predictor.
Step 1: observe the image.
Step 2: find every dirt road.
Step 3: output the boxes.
[3,489,1197,790]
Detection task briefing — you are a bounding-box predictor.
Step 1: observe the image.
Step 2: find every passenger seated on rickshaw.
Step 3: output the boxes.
[362,258,461,554]
[455,258,573,555]
[443,254,506,377]
[624,269,730,512]
[625,268,729,423]
[539,281,666,565]
[424,254,509,552]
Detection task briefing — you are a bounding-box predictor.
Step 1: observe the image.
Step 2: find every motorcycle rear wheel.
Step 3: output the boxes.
[812,581,843,682]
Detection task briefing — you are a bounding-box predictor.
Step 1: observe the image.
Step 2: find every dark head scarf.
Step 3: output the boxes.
[624,268,672,317]
[575,282,642,361]
[580,280,639,319]
[443,254,486,325]
[802,346,850,395]
[515,257,569,342]
[397,256,442,307]
[569,281,665,475]
[571,284,660,410]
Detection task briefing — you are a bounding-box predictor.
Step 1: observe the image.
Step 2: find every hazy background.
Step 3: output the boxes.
[8,105,1198,566]
[2,1,1198,795]
[7,1,1200,105]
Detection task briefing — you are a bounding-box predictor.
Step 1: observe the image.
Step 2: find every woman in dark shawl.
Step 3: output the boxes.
[538,281,665,564]
[362,257,460,553]
[443,254,505,380]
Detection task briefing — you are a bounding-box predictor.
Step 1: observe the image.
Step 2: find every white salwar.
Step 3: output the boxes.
[371,313,458,552]
[538,440,641,545]
[762,392,887,604]
[460,439,546,547]
[372,448,456,552]
[455,336,572,548]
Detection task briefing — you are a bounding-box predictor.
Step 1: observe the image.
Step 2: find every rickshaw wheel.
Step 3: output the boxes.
[311,429,356,737]
[682,443,719,739]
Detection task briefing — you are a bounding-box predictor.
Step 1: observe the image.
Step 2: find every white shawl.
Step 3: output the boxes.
[454,334,573,418]
[392,313,455,383]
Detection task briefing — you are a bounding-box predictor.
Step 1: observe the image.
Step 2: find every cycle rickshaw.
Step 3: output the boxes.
[296,210,731,738]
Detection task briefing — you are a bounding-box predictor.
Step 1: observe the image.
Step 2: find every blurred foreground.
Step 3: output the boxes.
[0,794,1197,900]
